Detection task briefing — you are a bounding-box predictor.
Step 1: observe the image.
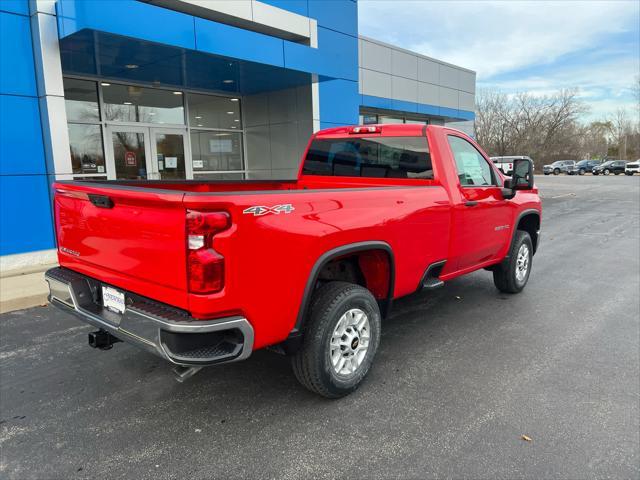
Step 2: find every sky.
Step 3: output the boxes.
[358,0,640,121]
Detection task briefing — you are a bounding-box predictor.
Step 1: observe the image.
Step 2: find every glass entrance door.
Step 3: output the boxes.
[107,126,153,180]
[151,129,189,180]
[106,126,190,180]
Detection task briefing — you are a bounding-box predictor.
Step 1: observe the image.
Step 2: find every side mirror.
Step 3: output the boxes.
[501,159,533,200]
[513,158,534,190]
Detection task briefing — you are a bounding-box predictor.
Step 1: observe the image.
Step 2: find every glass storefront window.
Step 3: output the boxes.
[102,84,185,124]
[190,131,243,172]
[187,93,241,130]
[379,116,404,124]
[64,78,100,122]
[362,114,378,125]
[68,124,106,174]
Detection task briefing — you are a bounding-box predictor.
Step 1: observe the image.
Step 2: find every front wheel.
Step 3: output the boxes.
[604,169,611,175]
[553,168,560,175]
[579,169,585,175]
[493,231,533,294]
[291,281,381,398]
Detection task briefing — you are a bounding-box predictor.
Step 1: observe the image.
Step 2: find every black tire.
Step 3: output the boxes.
[614,172,620,175]
[604,169,610,175]
[493,231,533,294]
[579,169,585,175]
[291,281,381,398]
[553,168,560,175]
[544,172,550,175]
[626,172,633,176]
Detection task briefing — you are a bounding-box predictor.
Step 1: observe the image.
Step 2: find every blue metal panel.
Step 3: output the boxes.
[362,94,476,122]
[0,11,37,97]
[0,0,29,16]
[194,18,285,67]
[283,27,357,81]
[457,109,476,121]
[392,98,418,114]
[416,103,440,116]
[360,94,393,111]
[308,0,357,37]
[320,121,348,130]
[260,0,309,16]
[0,175,55,255]
[57,0,196,49]
[319,78,359,125]
[0,95,46,175]
[439,106,459,119]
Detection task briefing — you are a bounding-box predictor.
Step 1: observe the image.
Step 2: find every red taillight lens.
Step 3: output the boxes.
[186,210,230,294]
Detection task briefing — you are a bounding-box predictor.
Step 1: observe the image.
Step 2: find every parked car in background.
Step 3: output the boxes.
[490,156,534,176]
[593,160,626,175]
[543,160,576,175]
[625,160,639,175]
[567,159,601,175]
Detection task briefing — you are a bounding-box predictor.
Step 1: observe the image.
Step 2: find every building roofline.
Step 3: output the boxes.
[358,35,476,75]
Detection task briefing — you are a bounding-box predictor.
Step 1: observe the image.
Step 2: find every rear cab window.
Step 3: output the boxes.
[302,136,434,180]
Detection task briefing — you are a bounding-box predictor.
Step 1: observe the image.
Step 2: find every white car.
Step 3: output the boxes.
[491,156,534,176]
[625,160,639,175]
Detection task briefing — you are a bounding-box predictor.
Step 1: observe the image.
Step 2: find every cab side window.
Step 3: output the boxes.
[448,135,496,186]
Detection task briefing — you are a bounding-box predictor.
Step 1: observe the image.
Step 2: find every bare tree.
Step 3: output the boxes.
[475,89,588,169]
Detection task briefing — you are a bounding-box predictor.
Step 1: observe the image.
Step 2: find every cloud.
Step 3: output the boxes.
[359,0,638,78]
[358,0,640,119]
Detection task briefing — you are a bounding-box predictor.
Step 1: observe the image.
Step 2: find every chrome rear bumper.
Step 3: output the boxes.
[45,267,254,366]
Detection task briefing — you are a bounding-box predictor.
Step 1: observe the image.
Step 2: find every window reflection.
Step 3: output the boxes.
[188,94,241,130]
[190,131,243,171]
[64,78,100,122]
[68,124,105,174]
[102,84,185,124]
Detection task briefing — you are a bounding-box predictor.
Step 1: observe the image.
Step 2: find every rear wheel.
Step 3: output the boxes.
[493,231,533,294]
[291,281,381,398]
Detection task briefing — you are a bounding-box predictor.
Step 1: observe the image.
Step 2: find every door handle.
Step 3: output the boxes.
[465,201,478,207]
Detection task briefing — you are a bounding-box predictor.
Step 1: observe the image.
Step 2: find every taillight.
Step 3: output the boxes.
[186,210,231,294]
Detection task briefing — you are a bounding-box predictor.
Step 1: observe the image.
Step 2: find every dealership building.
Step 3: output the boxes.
[0,0,475,280]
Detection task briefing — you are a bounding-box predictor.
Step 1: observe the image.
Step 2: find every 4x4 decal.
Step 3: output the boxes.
[243,204,295,216]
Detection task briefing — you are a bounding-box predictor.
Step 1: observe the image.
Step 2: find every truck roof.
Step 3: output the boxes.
[314,123,433,138]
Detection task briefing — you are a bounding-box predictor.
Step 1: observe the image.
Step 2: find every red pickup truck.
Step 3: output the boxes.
[46,124,541,398]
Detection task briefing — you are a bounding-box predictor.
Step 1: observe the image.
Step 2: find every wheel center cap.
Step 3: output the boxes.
[351,337,359,350]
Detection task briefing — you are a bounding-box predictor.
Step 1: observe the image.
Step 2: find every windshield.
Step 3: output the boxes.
[577,160,589,166]
[601,161,614,166]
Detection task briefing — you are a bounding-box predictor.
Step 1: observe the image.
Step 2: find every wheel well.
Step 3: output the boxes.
[517,213,540,253]
[316,250,392,301]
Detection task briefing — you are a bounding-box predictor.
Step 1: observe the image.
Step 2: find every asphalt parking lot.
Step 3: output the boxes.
[1,175,639,479]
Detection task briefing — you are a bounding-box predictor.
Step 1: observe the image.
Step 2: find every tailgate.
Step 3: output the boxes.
[54,183,188,298]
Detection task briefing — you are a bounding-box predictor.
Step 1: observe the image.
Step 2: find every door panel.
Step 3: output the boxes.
[153,131,187,180]
[447,135,512,271]
[108,126,152,180]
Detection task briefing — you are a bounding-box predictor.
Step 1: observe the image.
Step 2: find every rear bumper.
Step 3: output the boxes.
[45,267,254,366]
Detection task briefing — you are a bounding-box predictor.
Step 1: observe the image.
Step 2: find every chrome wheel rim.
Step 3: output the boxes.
[515,244,530,283]
[330,308,370,376]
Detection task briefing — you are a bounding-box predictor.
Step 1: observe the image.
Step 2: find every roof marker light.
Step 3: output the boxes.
[350,126,381,134]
